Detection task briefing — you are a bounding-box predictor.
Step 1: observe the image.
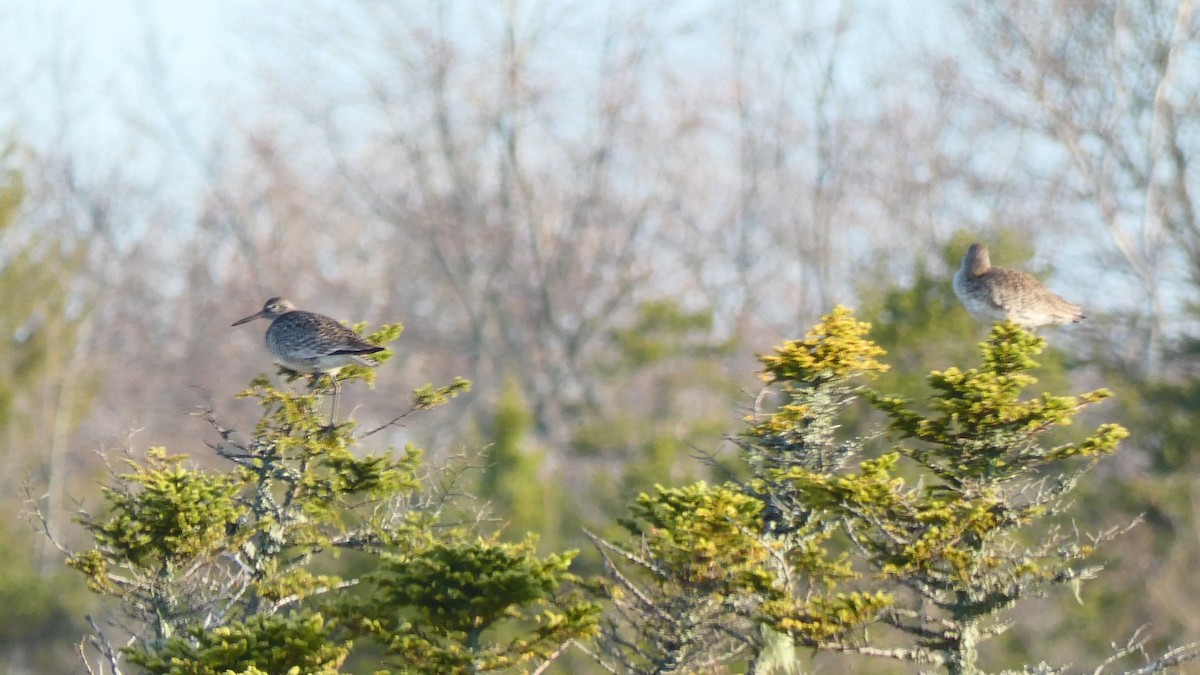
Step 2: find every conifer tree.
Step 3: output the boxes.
[478,378,557,544]
[45,324,599,674]
[587,307,1199,673]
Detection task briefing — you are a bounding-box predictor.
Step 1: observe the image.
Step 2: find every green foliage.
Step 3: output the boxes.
[344,535,599,672]
[756,305,889,386]
[412,376,472,409]
[588,307,1171,674]
[126,612,349,675]
[744,306,887,479]
[478,379,555,541]
[589,475,888,672]
[76,449,242,570]
[587,482,781,673]
[868,323,1124,484]
[624,482,775,592]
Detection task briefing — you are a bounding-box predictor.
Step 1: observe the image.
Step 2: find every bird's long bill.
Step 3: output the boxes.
[231,310,267,327]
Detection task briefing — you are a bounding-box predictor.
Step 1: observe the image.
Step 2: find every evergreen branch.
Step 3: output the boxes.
[268,578,360,614]
[880,608,955,642]
[584,530,676,625]
[530,639,574,675]
[569,640,623,675]
[830,642,945,665]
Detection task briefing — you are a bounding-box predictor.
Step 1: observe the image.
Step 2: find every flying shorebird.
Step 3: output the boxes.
[232,297,384,425]
[952,243,1085,330]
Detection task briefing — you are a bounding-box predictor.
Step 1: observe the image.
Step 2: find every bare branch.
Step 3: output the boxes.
[84,614,124,675]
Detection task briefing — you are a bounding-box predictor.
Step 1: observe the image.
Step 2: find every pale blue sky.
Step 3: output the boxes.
[2,0,950,151]
[3,1,263,148]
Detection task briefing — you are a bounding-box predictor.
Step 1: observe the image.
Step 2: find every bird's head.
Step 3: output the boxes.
[962,243,991,274]
[232,297,297,326]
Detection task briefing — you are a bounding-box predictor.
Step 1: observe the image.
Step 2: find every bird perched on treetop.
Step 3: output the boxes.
[953,243,1085,330]
[232,297,384,424]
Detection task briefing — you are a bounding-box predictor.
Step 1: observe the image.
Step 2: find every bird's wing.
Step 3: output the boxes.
[314,323,383,356]
[275,312,382,358]
[983,269,1044,310]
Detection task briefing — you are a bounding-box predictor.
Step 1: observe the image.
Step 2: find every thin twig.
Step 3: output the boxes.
[21,482,74,557]
[85,614,124,675]
[77,641,97,675]
[358,404,423,438]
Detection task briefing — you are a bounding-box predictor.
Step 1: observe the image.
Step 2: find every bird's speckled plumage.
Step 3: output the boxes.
[953,243,1085,329]
[233,297,384,423]
[233,297,383,374]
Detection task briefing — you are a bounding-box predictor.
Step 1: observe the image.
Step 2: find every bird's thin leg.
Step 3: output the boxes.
[329,373,341,426]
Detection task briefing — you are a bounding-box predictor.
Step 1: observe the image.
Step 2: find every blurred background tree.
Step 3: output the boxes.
[0,142,98,672]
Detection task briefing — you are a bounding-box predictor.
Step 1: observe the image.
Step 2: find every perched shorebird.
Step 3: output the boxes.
[232,297,384,424]
[953,243,1085,330]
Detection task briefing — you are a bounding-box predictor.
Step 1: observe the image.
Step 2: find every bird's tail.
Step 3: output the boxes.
[351,353,381,367]
[1056,300,1086,324]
